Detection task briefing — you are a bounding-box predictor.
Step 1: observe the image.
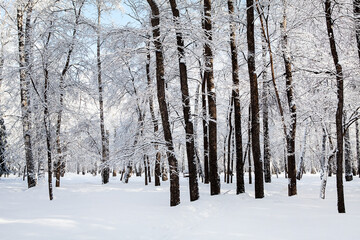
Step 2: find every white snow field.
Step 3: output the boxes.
[0,173,359,240]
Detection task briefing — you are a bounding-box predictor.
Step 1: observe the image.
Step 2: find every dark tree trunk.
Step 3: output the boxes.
[261,25,271,183]
[203,0,220,196]
[169,0,199,202]
[228,0,244,194]
[201,72,209,184]
[226,99,234,184]
[344,114,353,181]
[17,1,36,188]
[247,106,252,184]
[147,155,152,183]
[325,0,345,213]
[146,41,161,187]
[147,0,180,206]
[247,0,264,199]
[144,156,148,186]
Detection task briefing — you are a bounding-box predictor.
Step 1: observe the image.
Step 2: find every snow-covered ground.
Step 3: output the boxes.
[0,173,359,240]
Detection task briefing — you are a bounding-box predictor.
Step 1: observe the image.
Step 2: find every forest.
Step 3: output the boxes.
[0,0,360,236]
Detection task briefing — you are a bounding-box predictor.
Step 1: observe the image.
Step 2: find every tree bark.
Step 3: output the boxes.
[17,1,36,188]
[168,0,199,202]
[203,0,220,196]
[0,41,7,177]
[261,24,271,183]
[344,113,353,181]
[96,1,109,184]
[147,0,180,206]
[146,40,161,186]
[228,0,244,194]
[247,0,264,199]
[280,0,297,196]
[296,122,309,180]
[42,23,53,200]
[55,1,84,187]
[226,98,234,184]
[325,0,345,213]
[201,70,209,184]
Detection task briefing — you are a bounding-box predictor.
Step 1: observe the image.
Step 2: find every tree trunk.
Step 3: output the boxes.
[169,0,199,202]
[43,23,53,200]
[55,2,83,187]
[0,43,7,177]
[247,106,252,184]
[247,0,264,199]
[325,0,345,213]
[296,121,309,180]
[96,1,109,184]
[193,83,204,180]
[203,0,220,196]
[147,0,180,206]
[280,0,297,196]
[320,126,336,199]
[201,69,209,184]
[344,113,353,181]
[261,24,271,183]
[226,98,234,184]
[146,40,161,186]
[144,156,148,185]
[228,0,244,194]
[17,1,36,188]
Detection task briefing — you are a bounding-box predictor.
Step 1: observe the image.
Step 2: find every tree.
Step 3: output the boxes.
[227,0,244,194]
[324,0,345,213]
[146,40,161,186]
[247,0,264,199]
[96,0,110,184]
[280,0,297,196]
[0,29,7,177]
[42,21,54,200]
[168,0,199,202]
[203,0,220,196]
[17,0,36,188]
[146,0,180,206]
[54,0,84,187]
[261,19,271,183]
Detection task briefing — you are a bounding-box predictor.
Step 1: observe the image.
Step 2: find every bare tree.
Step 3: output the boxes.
[146,40,161,186]
[324,0,345,213]
[228,0,244,194]
[168,0,199,202]
[17,0,36,188]
[55,0,84,187]
[247,0,264,198]
[42,24,53,200]
[146,0,180,206]
[203,0,220,196]
[96,0,109,184]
